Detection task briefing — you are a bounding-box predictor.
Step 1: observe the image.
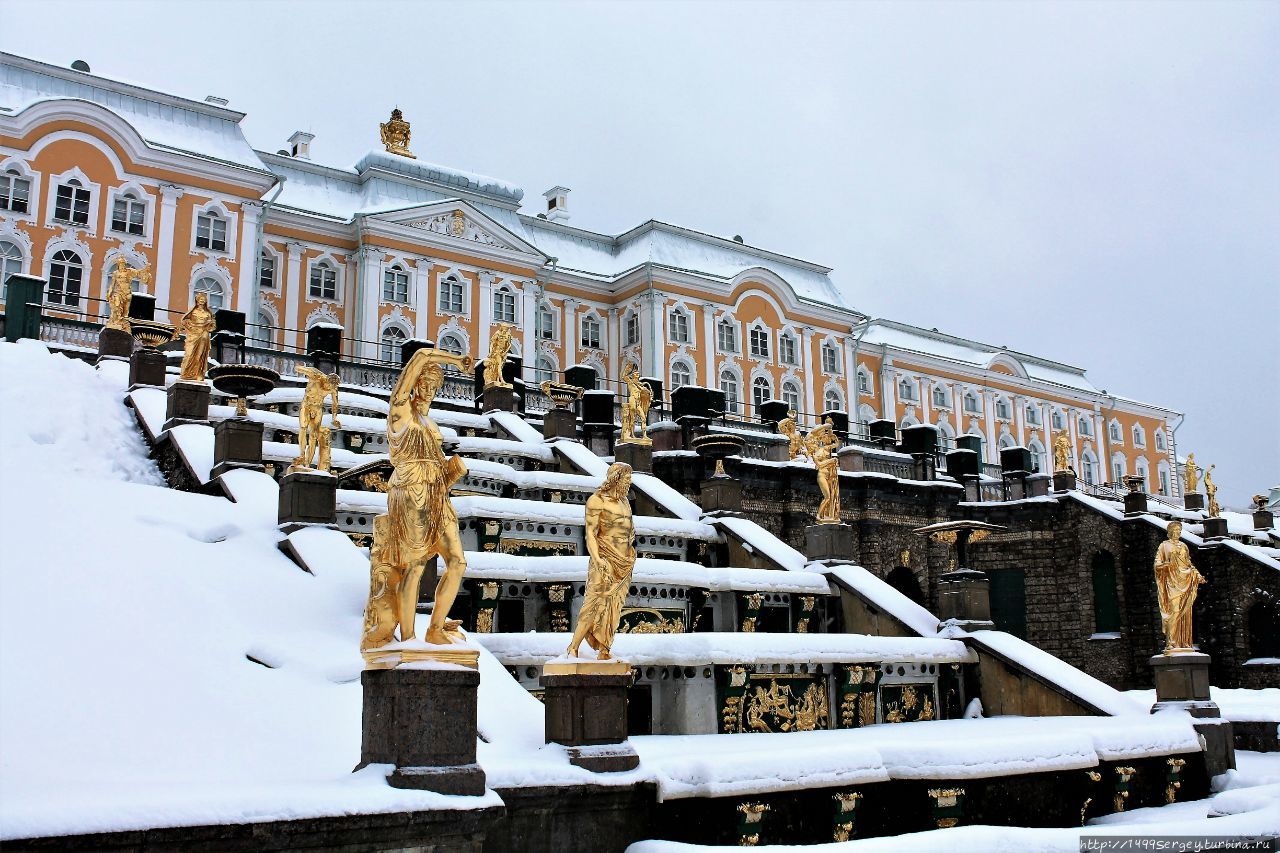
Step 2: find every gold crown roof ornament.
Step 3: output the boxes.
[379,107,416,159]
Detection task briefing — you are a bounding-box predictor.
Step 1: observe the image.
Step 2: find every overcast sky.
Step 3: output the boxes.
[7,0,1278,506]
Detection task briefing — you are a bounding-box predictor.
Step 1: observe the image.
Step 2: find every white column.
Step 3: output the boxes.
[1067,407,1081,475]
[284,241,304,348]
[413,257,432,341]
[984,392,996,456]
[1014,395,1026,445]
[701,303,716,388]
[842,335,856,414]
[521,282,537,369]
[801,328,815,424]
[154,184,185,312]
[607,308,621,382]
[879,361,896,421]
[952,383,964,438]
[649,293,668,379]
[234,200,263,313]
[564,298,578,369]
[358,246,381,360]
[343,254,359,342]
[922,379,933,425]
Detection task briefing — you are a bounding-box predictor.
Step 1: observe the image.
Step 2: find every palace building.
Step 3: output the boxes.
[0,50,1180,496]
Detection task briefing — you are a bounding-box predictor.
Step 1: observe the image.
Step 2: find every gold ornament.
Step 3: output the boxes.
[1154,521,1206,653]
[177,292,216,382]
[1203,465,1221,518]
[379,108,416,159]
[805,420,842,523]
[104,258,150,333]
[290,366,341,473]
[619,362,653,445]
[483,323,514,390]
[1053,429,1074,474]
[565,463,635,660]
[778,416,806,460]
[1184,453,1199,494]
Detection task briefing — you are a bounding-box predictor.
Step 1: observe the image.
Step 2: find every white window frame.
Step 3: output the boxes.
[1133,425,1146,448]
[1078,416,1092,436]
[716,318,739,354]
[751,375,772,413]
[625,311,640,346]
[580,314,602,350]
[898,377,917,402]
[536,303,557,341]
[251,306,277,348]
[308,258,339,302]
[192,275,227,311]
[669,308,690,344]
[0,163,35,219]
[493,286,517,325]
[1109,420,1122,443]
[719,369,741,414]
[856,366,873,394]
[382,264,410,304]
[964,392,982,415]
[46,249,85,308]
[193,204,233,255]
[258,248,278,291]
[996,398,1012,420]
[437,273,465,315]
[0,239,27,302]
[107,183,151,241]
[821,340,841,374]
[748,324,771,360]
[824,387,844,412]
[1155,430,1166,451]
[671,358,693,390]
[52,177,94,229]
[932,386,949,408]
[380,324,408,363]
[1025,404,1040,426]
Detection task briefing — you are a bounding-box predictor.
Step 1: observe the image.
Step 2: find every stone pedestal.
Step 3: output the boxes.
[543,406,578,441]
[1184,493,1205,512]
[1052,471,1076,492]
[212,417,265,479]
[806,522,854,562]
[163,380,210,431]
[1004,473,1029,501]
[479,385,517,413]
[1202,517,1228,539]
[1150,652,1235,778]
[837,445,866,473]
[1124,491,1148,515]
[128,347,167,389]
[911,453,937,482]
[541,662,639,772]
[278,469,337,532]
[97,326,134,361]
[1025,473,1051,497]
[1254,509,1275,531]
[937,568,993,630]
[649,422,682,452]
[360,666,486,795]
[700,476,742,513]
[583,423,614,457]
[615,441,652,473]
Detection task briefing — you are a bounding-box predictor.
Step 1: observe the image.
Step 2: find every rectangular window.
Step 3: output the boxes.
[625,313,640,346]
[536,306,555,340]
[670,310,689,343]
[1,173,31,213]
[259,254,276,290]
[438,277,464,314]
[717,321,738,353]
[581,316,601,349]
[821,344,840,374]
[996,400,1010,419]
[195,213,227,251]
[749,327,770,358]
[779,334,796,365]
[967,396,982,415]
[1159,471,1169,495]
[933,387,947,407]
[382,268,409,303]
[48,260,83,307]
[54,182,91,225]
[111,195,146,235]
[493,289,516,324]
[309,264,337,300]
[899,381,916,401]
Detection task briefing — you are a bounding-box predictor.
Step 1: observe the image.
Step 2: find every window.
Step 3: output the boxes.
[46,250,83,307]
[438,275,464,314]
[536,304,555,340]
[821,341,840,374]
[493,287,516,324]
[1026,405,1040,425]
[964,392,981,414]
[1082,452,1098,485]
[193,276,225,310]
[1135,460,1148,486]
[251,311,274,348]
[438,333,465,371]
[717,319,738,353]
[195,211,227,251]
[581,315,601,349]
[1133,426,1145,447]
[824,388,844,412]
[1155,431,1166,451]
[1112,460,1124,484]
[0,170,31,214]
[1052,410,1065,430]
[751,376,771,413]
[1079,417,1092,436]
[782,380,801,413]
[1091,553,1121,634]
[380,326,406,363]
[1028,442,1045,473]
[933,386,948,408]
[307,261,337,300]
[0,240,22,300]
[535,356,555,385]
[54,179,91,226]
[996,399,1011,420]
[382,265,409,303]
[857,370,871,394]
[669,309,690,343]
[111,192,146,236]
[259,251,276,290]
[719,370,740,414]
[1158,469,1169,496]
[1109,421,1121,442]
[749,326,770,359]
[779,332,797,365]
[671,360,693,390]
[898,378,916,401]
[625,312,640,346]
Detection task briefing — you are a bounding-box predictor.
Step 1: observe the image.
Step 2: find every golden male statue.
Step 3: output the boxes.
[361,347,474,650]
[483,324,513,389]
[778,416,805,460]
[105,258,150,333]
[566,462,635,660]
[1052,430,1073,474]
[379,108,416,159]
[806,420,841,523]
[619,362,653,445]
[1204,465,1221,518]
[1154,521,1206,652]
[292,366,342,472]
[178,292,216,382]
[1184,453,1199,494]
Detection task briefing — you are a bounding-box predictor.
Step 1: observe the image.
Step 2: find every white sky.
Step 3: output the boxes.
[6,0,1278,506]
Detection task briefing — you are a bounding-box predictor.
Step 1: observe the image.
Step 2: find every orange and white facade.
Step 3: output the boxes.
[0,52,1182,495]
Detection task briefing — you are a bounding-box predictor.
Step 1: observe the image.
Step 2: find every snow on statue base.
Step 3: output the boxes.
[162,379,210,431]
[1149,651,1235,779]
[540,657,640,773]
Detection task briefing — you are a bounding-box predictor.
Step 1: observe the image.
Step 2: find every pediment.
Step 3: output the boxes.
[371,201,540,256]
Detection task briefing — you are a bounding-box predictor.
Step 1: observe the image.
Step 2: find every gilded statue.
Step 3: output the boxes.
[806,420,842,523]
[619,362,653,445]
[483,323,513,389]
[1204,465,1220,518]
[778,416,806,460]
[177,292,216,382]
[1183,453,1199,494]
[379,107,416,159]
[105,258,150,333]
[291,366,342,473]
[566,462,635,660]
[1154,521,1206,652]
[1052,430,1074,474]
[361,346,474,650]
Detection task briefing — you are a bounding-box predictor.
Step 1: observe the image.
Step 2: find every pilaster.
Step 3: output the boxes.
[521,281,537,367]
[154,184,185,311]
[358,246,382,360]
[564,298,578,368]
[235,201,263,313]
[477,271,495,356]
[413,258,433,340]
[284,242,304,351]
[842,334,857,414]
[801,328,815,424]
[701,302,716,387]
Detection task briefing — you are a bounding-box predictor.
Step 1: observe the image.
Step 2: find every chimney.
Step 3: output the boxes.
[543,186,571,223]
[288,131,315,160]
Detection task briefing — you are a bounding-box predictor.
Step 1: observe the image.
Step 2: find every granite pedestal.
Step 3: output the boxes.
[1202,517,1228,539]
[1052,471,1077,492]
[479,385,517,413]
[163,380,210,431]
[278,469,337,532]
[127,347,166,389]
[1184,493,1205,511]
[805,522,854,562]
[97,327,134,361]
[700,476,742,513]
[649,422,682,452]
[1124,491,1148,515]
[583,423,614,457]
[540,664,639,772]
[615,441,653,473]
[1254,509,1275,531]
[543,407,578,441]
[1025,474,1051,497]
[1150,651,1235,778]
[937,568,993,630]
[212,418,265,479]
[360,666,486,795]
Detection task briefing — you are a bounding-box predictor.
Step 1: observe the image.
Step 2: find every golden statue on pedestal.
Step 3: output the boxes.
[619,362,653,445]
[566,462,635,661]
[178,292,216,382]
[1052,430,1074,474]
[361,346,474,654]
[379,108,416,159]
[778,415,806,460]
[105,258,150,333]
[806,420,841,523]
[482,324,513,389]
[1204,465,1220,518]
[1183,453,1199,494]
[1154,521,1206,653]
[291,366,342,473]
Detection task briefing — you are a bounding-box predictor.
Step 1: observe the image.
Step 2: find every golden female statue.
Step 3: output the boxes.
[178,292,216,382]
[105,258,150,332]
[1052,430,1073,473]
[566,462,635,660]
[1184,454,1199,494]
[806,420,841,523]
[619,362,653,445]
[379,108,416,159]
[361,346,474,650]
[483,324,513,389]
[778,416,805,460]
[1154,521,1206,652]
[292,366,342,472]
[1204,465,1220,518]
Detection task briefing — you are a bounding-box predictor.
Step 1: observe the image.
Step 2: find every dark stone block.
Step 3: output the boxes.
[677,415,710,449]
[822,410,850,439]
[540,673,632,747]
[911,453,936,482]
[214,309,246,336]
[1194,719,1237,779]
[566,744,640,773]
[838,446,866,472]
[955,434,983,458]
[278,469,337,530]
[1025,473,1051,497]
[649,422,682,452]
[1254,510,1275,531]
[672,385,723,421]
[945,449,979,480]
[163,380,210,431]
[758,399,791,425]
[1124,491,1148,516]
[700,476,742,513]
[1202,517,1228,539]
[564,364,598,391]
[583,422,614,457]
[479,385,518,413]
[900,424,939,456]
[581,390,614,425]
[938,568,992,628]
[1150,652,1212,702]
[401,338,434,365]
[543,406,577,440]
[212,418,264,479]
[127,347,166,389]
[97,327,134,360]
[1052,471,1077,492]
[806,522,854,561]
[127,292,155,322]
[1184,493,1205,511]
[307,324,342,358]
[999,446,1032,474]
[615,442,652,473]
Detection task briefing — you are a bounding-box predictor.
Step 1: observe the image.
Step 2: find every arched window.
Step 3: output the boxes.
[382,264,409,304]
[1109,421,1122,442]
[1052,410,1065,430]
[536,303,556,340]
[534,356,555,385]
[996,398,1011,420]
[717,319,738,353]
[0,240,24,301]
[779,331,797,366]
[781,380,801,413]
[932,385,949,408]
[1135,458,1148,489]
[1,168,32,214]
[1081,449,1099,485]
[669,308,690,344]
[47,250,84,307]
[1028,438,1046,473]
[998,433,1016,449]
[250,311,275,348]
[1091,552,1121,634]
[1132,425,1146,447]
[580,315,601,349]
[1078,416,1092,436]
[671,359,693,390]
[1157,464,1170,496]
[824,388,844,413]
[624,311,640,346]
[857,367,872,394]
[1111,454,1126,485]
[380,326,407,363]
[110,191,146,236]
[308,260,337,300]
[857,403,876,425]
[193,276,225,310]
[438,333,465,372]
[964,392,981,415]
[1025,404,1041,426]
[1155,430,1166,451]
[54,178,90,225]
[821,341,841,374]
[493,287,517,324]
[751,376,772,414]
[438,274,464,314]
[259,250,277,290]
[898,378,916,402]
[719,370,740,414]
[748,325,770,359]
[195,208,227,251]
